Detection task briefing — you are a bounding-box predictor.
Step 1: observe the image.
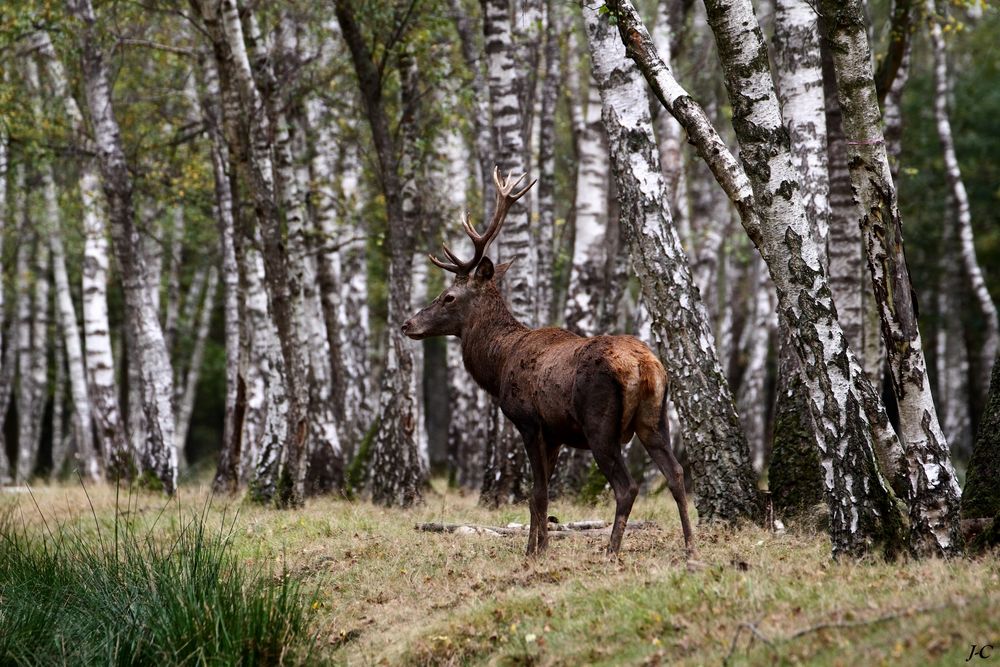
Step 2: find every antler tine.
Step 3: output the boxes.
[428,167,536,276]
[428,253,460,272]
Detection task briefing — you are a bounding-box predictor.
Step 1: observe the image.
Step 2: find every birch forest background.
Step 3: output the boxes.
[1,0,1000,662]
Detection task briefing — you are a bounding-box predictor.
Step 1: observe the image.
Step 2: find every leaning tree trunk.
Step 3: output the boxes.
[768,0,830,514]
[34,31,131,480]
[478,0,533,507]
[67,0,177,493]
[607,0,909,557]
[926,0,999,411]
[48,175,101,482]
[584,5,761,523]
[820,0,962,556]
[651,0,689,238]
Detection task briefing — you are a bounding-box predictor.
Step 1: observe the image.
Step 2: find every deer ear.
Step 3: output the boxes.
[474,257,495,283]
[493,259,515,282]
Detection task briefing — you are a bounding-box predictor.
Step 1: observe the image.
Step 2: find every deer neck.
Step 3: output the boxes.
[460,285,529,396]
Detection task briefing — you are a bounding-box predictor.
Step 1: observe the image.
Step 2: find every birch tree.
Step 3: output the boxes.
[335,0,426,506]
[563,74,610,337]
[66,0,178,492]
[0,130,10,483]
[13,166,46,482]
[48,179,101,482]
[583,5,761,522]
[607,0,909,556]
[926,0,999,410]
[32,32,130,479]
[479,0,533,506]
[820,0,962,555]
[768,0,829,510]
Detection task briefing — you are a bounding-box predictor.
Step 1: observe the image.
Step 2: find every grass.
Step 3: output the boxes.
[0,487,310,666]
[2,480,998,666]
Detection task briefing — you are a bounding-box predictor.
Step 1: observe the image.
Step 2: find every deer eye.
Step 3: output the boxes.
[443,294,456,304]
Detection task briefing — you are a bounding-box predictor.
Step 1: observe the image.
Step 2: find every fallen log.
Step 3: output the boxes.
[414,519,657,537]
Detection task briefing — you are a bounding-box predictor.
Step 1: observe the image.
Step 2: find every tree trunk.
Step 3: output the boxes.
[67,0,178,493]
[651,0,689,238]
[824,0,961,553]
[48,175,101,482]
[607,0,909,556]
[736,255,775,474]
[215,0,311,506]
[450,0,495,220]
[926,0,999,414]
[478,0,533,507]
[0,128,10,483]
[584,5,761,522]
[34,31,131,480]
[963,349,1000,531]
[563,74,610,337]
[768,0,830,513]
[535,0,560,326]
[14,167,46,482]
[820,0,963,555]
[335,0,426,506]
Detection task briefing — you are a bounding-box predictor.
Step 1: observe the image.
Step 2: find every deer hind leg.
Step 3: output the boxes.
[638,415,695,557]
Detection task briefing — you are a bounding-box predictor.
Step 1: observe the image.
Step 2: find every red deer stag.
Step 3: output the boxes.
[402,168,694,558]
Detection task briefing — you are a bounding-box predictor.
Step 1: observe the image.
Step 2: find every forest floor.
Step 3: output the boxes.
[3,478,998,666]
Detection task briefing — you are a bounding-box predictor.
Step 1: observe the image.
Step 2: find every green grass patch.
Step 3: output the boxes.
[0,489,312,665]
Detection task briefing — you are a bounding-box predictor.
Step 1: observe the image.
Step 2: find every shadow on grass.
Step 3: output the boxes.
[0,481,314,666]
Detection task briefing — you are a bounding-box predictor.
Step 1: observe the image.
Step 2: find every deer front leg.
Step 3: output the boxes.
[522,430,548,557]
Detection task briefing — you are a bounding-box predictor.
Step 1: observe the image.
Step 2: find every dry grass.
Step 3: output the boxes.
[3,480,998,666]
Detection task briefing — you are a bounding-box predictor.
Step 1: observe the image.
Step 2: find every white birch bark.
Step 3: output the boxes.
[337,142,371,459]
[564,74,610,337]
[768,0,830,506]
[479,0,533,506]
[651,0,689,240]
[927,0,999,404]
[535,0,560,325]
[736,255,776,474]
[584,5,761,521]
[48,176,101,482]
[216,0,309,505]
[189,53,243,492]
[162,207,183,354]
[67,0,178,492]
[607,0,910,555]
[820,0,962,554]
[0,127,9,483]
[33,30,130,479]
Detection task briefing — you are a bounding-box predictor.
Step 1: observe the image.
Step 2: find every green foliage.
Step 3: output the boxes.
[0,494,312,665]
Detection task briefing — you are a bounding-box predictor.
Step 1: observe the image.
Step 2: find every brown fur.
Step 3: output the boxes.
[403,258,694,558]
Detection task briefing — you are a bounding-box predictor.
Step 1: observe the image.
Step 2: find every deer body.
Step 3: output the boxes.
[403,168,693,557]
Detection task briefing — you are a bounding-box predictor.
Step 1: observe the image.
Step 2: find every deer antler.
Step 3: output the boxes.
[429,166,536,276]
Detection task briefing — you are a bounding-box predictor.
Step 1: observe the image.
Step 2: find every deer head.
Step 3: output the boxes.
[402,167,535,340]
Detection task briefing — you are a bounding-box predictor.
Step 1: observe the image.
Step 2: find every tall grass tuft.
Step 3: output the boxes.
[0,488,312,666]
